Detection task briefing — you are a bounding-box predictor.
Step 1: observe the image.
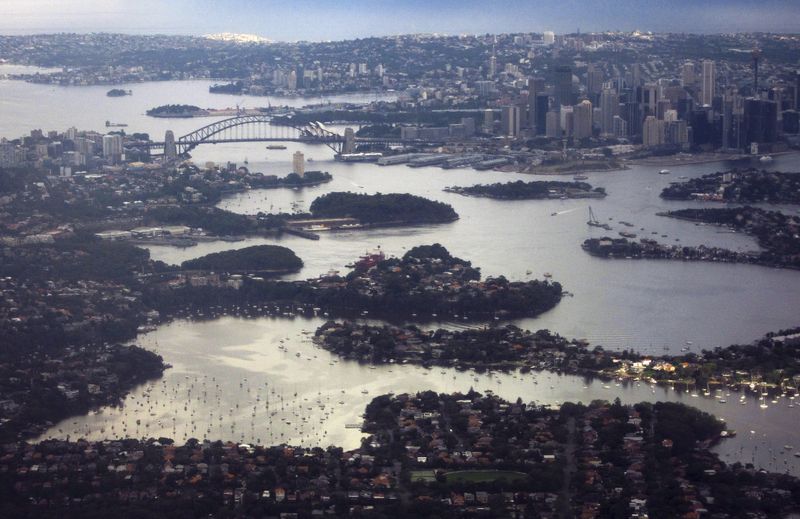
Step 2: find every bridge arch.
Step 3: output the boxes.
[172,114,345,154]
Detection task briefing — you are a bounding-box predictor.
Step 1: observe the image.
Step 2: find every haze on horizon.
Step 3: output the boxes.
[2,0,800,41]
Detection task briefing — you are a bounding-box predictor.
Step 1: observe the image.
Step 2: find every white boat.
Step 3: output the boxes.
[659,169,670,174]
[759,155,773,163]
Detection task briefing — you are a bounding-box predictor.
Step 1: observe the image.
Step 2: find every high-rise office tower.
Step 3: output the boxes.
[586,64,604,97]
[744,98,778,145]
[702,60,715,106]
[612,115,628,138]
[555,65,573,107]
[102,134,123,162]
[483,109,494,133]
[292,151,305,176]
[630,63,642,89]
[535,94,549,135]
[500,105,522,137]
[488,54,497,78]
[643,83,658,116]
[573,100,593,139]
[681,61,695,87]
[545,110,561,138]
[599,88,619,136]
[527,77,546,129]
[543,31,555,45]
[642,116,665,147]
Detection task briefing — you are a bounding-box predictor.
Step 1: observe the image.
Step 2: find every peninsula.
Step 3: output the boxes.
[315,321,800,392]
[661,169,800,204]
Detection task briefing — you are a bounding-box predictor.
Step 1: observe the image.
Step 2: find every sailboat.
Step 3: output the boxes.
[587,206,612,230]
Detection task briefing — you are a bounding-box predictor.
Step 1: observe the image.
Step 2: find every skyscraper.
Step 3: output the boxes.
[102,134,123,162]
[500,105,522,137]
[555,65,573,108]
[642,116,665,147]
[681,61,695,87]
[702,60,715,106]
[573,100,593,139]
[292,151,305,177]
[527,77,546,129]
[744,98,778,146]
[599,88,619,136]
[586,64,604,97]
[545,110,561,138]
[535,94,549,135]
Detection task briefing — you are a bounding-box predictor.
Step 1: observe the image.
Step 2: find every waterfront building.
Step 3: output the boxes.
[560,105,574,137]
[612,115,628,138]
[642,115,665,147]
[500,105,522,137]
[483,109,494,133]
[744,98,778,146]
[600,88,619,136]
[545,110,561,138]
[573,100,593,139]
[292,151,305,177]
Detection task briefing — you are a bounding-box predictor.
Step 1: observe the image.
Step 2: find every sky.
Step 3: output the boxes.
[1,0,799,40]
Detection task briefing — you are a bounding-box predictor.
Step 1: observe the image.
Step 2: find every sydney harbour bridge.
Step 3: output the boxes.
[147,114,441,157]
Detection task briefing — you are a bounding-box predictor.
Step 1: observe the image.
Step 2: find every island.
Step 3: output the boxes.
[445,180,607,199]
[308,192,458,226]
[314,320,800,391]
[2,393,798,518]
[146,104,208,118]
[106,88,132,97]
[181,244,303,274]
[661,169,800,204]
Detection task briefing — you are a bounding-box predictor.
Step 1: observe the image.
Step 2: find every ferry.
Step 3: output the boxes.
[266,144,287,150]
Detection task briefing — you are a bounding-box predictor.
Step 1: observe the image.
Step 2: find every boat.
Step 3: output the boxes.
[659,169,670,174]
[551,212,558,216]
[266,144,287,150]
[543,272,552,278]
[759,155,773,163]
[619,231,637,239]
[573,174,588,180]
[587,206,612,230]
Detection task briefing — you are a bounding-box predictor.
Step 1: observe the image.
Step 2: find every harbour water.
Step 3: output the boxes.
[3,70,799,473]
[39,316,800,476]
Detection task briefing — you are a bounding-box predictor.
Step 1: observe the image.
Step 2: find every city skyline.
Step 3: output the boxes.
[2,0,800,41]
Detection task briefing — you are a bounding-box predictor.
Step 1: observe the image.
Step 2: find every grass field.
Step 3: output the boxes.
[444,470,529,484]
[410,470,438,482]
